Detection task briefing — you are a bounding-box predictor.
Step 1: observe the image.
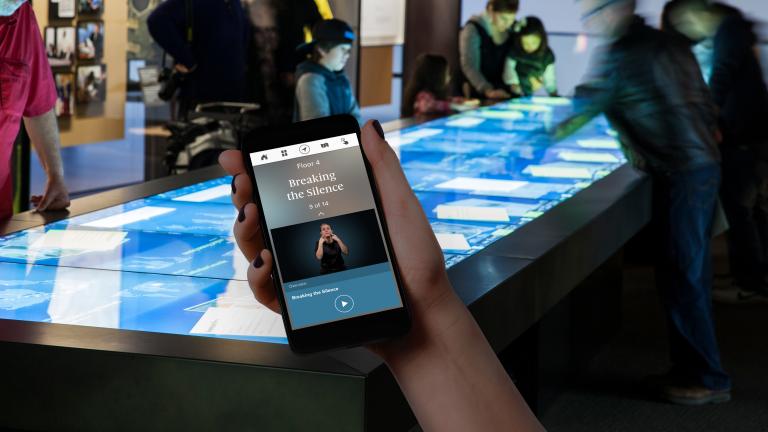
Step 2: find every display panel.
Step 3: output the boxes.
[0,97,624,344]
[249,133,404,330]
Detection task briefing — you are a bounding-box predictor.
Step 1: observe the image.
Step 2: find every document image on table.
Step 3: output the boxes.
[433,177,573,199]
[523,162,604,179]
[435,198,542,222]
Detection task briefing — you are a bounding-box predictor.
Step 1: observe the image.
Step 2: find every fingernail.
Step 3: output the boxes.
[372,120,385,139]
[253,253,264,269]
[231,174,238,194]
[238,204,246,223]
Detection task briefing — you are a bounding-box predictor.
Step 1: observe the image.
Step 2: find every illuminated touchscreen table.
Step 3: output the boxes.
[0,97,625,347]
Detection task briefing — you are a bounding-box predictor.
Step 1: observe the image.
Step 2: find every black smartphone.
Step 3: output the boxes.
[240,115,411,353]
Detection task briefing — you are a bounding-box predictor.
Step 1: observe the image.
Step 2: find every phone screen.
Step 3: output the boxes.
[249,133,404,330]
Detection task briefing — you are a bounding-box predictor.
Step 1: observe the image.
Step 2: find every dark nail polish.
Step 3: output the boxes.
[253,254,264,269]
[372,120,385,139]
[231,174,238,194]
[238,204,246,223]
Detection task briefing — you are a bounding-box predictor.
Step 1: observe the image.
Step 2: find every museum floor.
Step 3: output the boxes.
[540,236,768,431]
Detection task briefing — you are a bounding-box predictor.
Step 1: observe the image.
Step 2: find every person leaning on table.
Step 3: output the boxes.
[0,0,70,220]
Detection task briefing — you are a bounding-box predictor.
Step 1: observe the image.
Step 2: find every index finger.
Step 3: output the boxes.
[219,149,253,209]
[219,149,246,176]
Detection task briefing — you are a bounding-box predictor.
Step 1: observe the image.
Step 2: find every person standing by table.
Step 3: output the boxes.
[503,16,558,97]
[555,0,730,405]
[459,0,520,100]
[0,0,70,220]
[666,0,768,301]
[294,19,360,123]
[147,0,250,119]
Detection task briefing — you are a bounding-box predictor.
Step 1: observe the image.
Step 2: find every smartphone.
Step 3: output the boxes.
[240,115,411,353]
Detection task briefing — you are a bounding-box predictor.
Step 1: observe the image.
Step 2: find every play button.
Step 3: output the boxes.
[334,295,355,313]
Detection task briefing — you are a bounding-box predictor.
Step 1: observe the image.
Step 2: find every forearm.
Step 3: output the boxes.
[544,65,558,95]
[24,109,64,180]
[315,244,323,259]
[337,240,349,255]
[459,27,493,94]
[383,285,542,432]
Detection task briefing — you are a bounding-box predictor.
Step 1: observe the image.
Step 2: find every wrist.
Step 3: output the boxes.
[46,168,65,182]
[378,282,472,369]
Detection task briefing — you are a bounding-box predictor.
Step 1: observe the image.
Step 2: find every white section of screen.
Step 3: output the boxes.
[436,205,510,222]
[81,206,176,228]
[435,233,472,251]
[435,177,528,193]
[250,133,359,167]
[30,230,128,252]
[172,184,231,202]
[557,151,621,163]
[190,306,286,338]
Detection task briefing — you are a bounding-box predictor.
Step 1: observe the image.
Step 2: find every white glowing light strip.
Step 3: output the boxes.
[577,139,620,149]
[81,206,176,228]
[445,117,485,128]
[558,151,620,163]
[400,128,444,139]
[434,233,471,251]
[436,205,509,222]
[29,230,128,251]
[525,165,594,179]
[172,184,231,202]
[435,177,528,193]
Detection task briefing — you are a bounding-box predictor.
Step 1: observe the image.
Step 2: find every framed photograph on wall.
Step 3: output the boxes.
[45,26,76,68]
[78,0,103,15]
[49,0,76,20]
[76,64,107,105]
[77,21,105,61]
[54,73,75,117]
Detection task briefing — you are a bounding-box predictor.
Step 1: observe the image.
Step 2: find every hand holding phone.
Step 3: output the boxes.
[220,120,543,430]
[221,119,454,353]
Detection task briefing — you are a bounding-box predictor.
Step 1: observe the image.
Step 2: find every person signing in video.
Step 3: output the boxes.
[315,223,348,274]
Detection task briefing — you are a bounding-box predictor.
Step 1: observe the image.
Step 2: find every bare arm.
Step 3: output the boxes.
[221,122,544,432]
[381,281,543,432]
[23,109,70,211]
[315,239,324,260]
[459,24,494,95]
[333,236,349,255]
[544,64,558,96]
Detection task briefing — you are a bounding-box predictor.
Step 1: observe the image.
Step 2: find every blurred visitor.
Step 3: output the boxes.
[294,19,360,123]
[556,0,730,406]
[667,0,768,301]
[503,16,558,97]
[0,0,70,219]
[459,0,520,99]
[148,0,250,119]
[401,54,477,119]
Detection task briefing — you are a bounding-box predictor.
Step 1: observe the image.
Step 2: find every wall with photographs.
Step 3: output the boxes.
[34,0,126,147]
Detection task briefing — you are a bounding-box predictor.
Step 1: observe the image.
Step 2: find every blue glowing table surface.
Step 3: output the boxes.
[0,97,625,346]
